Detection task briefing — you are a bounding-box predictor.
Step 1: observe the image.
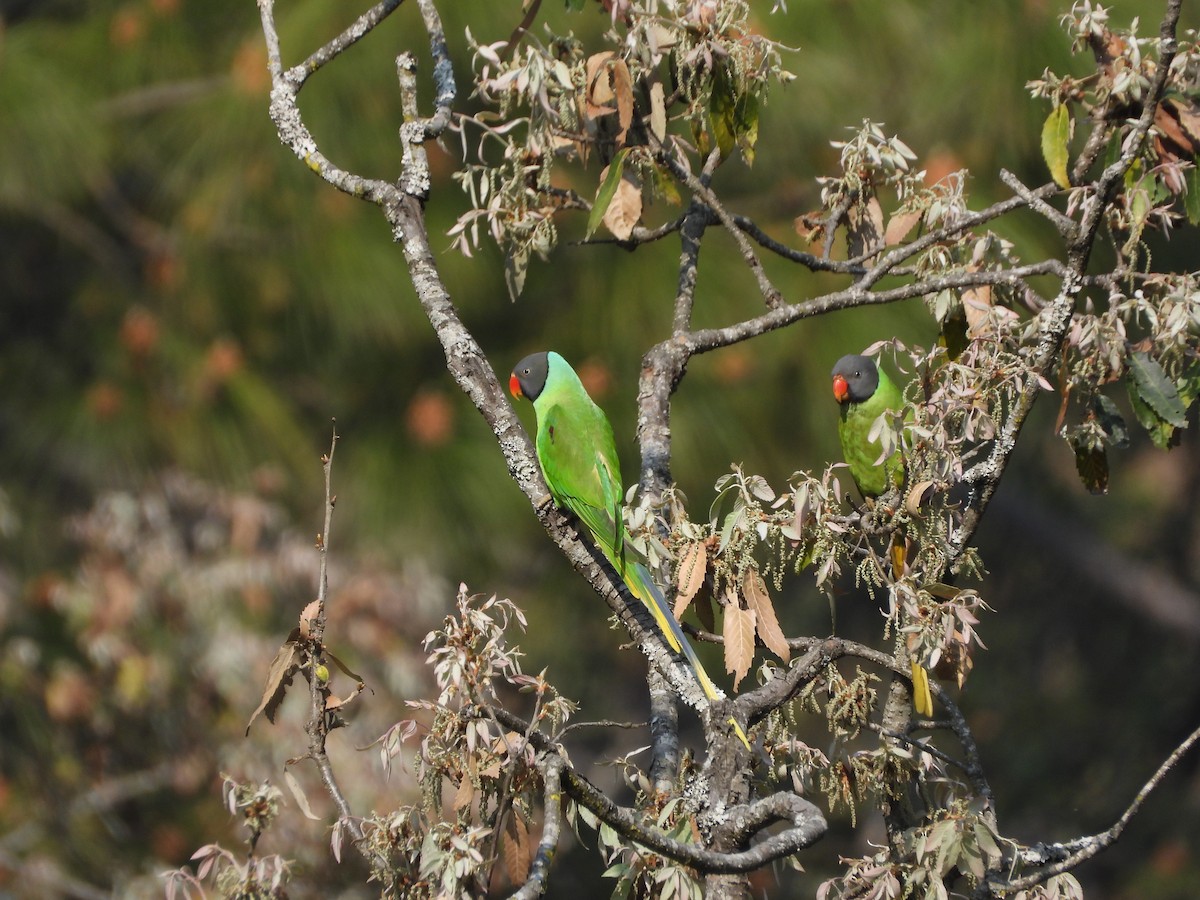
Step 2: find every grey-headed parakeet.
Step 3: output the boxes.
[510,351,748,746]
[831,353,932,717]
[831,353,905,499]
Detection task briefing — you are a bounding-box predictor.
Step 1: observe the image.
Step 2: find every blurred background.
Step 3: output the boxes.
[2,0,1199,896]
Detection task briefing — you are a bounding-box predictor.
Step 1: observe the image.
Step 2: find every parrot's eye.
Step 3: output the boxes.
[523,367,530,375]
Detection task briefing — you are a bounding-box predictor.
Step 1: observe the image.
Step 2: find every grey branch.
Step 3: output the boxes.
[509,754,564,900]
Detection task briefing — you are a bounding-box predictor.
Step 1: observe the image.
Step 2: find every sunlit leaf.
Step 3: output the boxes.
[744,569,789,662]
[1041,104,1071,189]
[1128,351,1187,427]
[722,591,756,690]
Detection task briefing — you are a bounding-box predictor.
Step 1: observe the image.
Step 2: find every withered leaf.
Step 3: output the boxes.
[299,599,321,639]
[846,196,884,258]
[609,57,633,146]
[722,591,756,691]
[674,541,708,620]
[884,208,922,246]
[962,283,994,338]
[245,632,301,735]
[649,81,667,142]
[743,569,789,663]
[325,680,365,712]
[284,768,320,820]
[584,52,616,120]
[502,816,533,885]
[602,170,642,241]
[453,774,475,812]
[905,480,937,517]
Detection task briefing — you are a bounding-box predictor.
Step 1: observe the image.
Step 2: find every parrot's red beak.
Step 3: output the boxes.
[832,374,850,404]
[509,373,524,399]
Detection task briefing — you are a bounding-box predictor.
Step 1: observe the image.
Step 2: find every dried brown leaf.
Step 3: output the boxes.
[884,208,922,246]
[502,816,533,885]
[649,81,667,141]
[905,480,937,516]
[453,774,475,812]
[743,569,789,663]
[601,171,642,240]
[298,599,320,639]
[963,284,994,337]
[324,680,365,712]
[674,542,708,619]
[284,768,320,820]
[584,52,616,121]
[846,196,884,258]
[722,591,756,690]
[245,633,301,735]
[609,58,633,145]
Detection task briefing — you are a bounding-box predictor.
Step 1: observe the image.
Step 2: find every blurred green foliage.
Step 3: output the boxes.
[2,0,1200,896]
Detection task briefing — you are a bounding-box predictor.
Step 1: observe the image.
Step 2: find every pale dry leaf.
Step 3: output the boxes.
[245,633,301,734]
[453,774,475,812]
[744,569,789,662]
[846,196,884,258]
[962,270,994,337]
[602,172,642,240]
[298,599,321,639]
[284,768,320,820]
[609,58,634,145]
[584,52,616,120]
[649,81,667,141]
[674,541,708,619]
[722,591,757,690]
[905,480,936,516]
[884,208,922,246]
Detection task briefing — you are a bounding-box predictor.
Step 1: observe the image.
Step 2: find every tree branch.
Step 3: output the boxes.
[990,720,1200,894]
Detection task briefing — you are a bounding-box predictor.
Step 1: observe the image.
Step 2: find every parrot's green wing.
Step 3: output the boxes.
[537,401,625,570]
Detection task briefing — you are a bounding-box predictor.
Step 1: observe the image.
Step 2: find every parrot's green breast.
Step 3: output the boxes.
[837,370,904,498]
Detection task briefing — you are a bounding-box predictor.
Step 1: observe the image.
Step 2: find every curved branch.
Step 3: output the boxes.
[991,720,1200,894]
[561,763,825,873]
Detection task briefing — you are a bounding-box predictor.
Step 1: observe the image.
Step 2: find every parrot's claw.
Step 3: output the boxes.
[533,492,555,512]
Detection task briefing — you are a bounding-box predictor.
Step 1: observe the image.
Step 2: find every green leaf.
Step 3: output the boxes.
[586,148,630,239]
[707,63,760,163]
[1041,105,1071,189]
[1128,352,1187,427]
[1185,166,1200,224]
[1126,379,1177,449]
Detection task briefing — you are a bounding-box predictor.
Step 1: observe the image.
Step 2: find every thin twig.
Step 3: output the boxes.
[991,720,1200,893]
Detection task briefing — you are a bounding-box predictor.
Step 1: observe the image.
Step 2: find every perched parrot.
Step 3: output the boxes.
[510,351,749,747]
[830,353,905,499]
[830,353,933,718]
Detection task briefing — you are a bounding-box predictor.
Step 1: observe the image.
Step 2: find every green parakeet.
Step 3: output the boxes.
[831,354,905,499]
[831,353,932,717]
[510,351,748,746]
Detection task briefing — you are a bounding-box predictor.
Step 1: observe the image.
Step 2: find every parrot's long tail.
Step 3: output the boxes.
[626,560,752,750]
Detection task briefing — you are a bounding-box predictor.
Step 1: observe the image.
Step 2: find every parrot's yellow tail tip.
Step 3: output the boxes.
[911,661,934,718]
[730,718,751,751]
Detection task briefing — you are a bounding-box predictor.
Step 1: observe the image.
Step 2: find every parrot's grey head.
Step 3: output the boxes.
[510,351,551,402]
[831,354,879,405]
